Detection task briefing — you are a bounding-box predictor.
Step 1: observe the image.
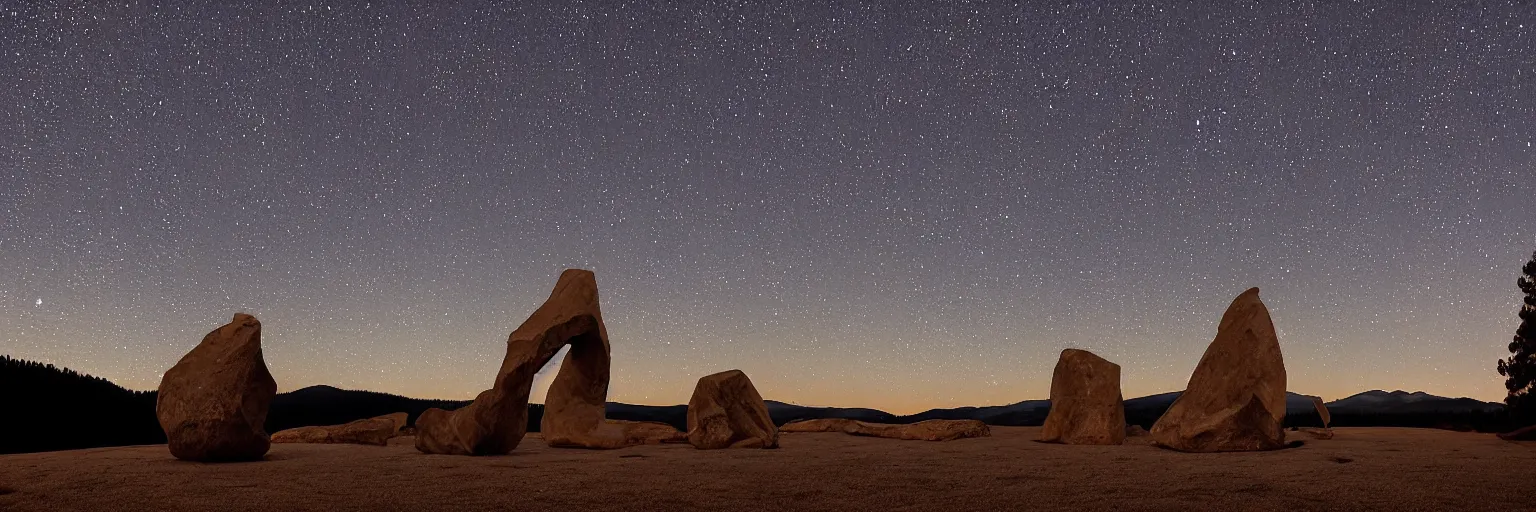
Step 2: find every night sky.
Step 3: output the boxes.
[3,2,1533,414]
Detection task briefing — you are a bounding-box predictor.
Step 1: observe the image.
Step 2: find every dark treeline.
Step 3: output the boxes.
[0,355,165,454]
[0,355,1519,454]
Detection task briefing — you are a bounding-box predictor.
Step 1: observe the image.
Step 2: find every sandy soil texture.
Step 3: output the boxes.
[1,427,1532,511]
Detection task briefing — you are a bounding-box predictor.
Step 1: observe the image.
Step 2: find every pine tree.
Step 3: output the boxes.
[1497,251,1536,423]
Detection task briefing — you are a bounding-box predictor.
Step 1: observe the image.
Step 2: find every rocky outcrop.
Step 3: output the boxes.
[780,419,990,441]
[1151,288,1287,452]
[607,420,688,445]
[686,370,777,449]
[1039,349,1125,445]
[415,270,641,455]
[271,413,409,446]
[1312,397,1331,428]
[156,313,279,462]
[779,418,859,434]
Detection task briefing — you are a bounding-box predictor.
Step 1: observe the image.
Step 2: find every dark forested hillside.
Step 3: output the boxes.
[0,355,165,454]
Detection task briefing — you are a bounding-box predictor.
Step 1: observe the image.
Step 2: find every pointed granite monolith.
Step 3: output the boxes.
[1150,288,1287,452]
[415,270,669,455]
[686,369,777,449]
[1039,349,1125,445]
[156,313,278,462]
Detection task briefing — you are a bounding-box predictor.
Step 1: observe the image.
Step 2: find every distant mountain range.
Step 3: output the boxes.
[0,355,1513,454]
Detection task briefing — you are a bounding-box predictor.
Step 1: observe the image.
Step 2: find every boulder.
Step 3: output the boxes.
[271,413,409,446]
[155,313,279,462]
[1151,288,1287,452]
[416,270,639,455]
[781,418,989,441]
[1039,349,1125,445]
[686,370,778,449]
[1125,424,1149,437]
[1312,396,1331,428]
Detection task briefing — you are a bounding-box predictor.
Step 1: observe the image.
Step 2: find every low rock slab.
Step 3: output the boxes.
[272,413,409,446]
[781,418,989,441]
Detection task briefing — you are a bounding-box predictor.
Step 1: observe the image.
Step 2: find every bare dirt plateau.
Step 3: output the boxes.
[2,427,1533,511]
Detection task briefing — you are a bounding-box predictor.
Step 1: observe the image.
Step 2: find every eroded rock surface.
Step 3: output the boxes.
[1151,288,1287,452]
[687,370,777,449]
[1039,349,1125,445]
[156,313,278,462]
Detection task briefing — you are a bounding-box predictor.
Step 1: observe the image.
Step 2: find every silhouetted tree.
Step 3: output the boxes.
[1497,251,1536,424]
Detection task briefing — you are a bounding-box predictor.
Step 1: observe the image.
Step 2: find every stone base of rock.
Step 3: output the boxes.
[271,413,409,446]
[780,419,989,441]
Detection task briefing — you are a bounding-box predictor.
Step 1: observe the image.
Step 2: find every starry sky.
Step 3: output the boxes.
[2,1,1534,414]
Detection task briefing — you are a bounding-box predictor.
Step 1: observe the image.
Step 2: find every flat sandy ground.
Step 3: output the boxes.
[2,427,1533,511]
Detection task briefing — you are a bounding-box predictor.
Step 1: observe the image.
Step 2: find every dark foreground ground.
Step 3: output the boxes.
[1,426,1533,511]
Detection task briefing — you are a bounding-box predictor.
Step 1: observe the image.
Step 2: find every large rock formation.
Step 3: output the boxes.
[780,419,990,441]
[155,313,278,462]
[686,370,777,449]
[416,270,650,455]
[271,413,408,446]
[1039,349,1125,445]
[1151,288,1287,452]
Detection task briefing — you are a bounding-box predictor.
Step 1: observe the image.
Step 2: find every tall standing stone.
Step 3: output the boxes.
[156,313,278,462]
[1039,349,1125,445]
[1151,288,1287,452]
[686,370,778,449]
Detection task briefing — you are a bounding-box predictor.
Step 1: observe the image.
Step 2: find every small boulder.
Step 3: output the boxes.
[155,313,279,462]
[686,370,777,449]
[1125,424,1150,437]
[1039,349,1125,445]
[271,413,409,446]
[1151,288,1287,452]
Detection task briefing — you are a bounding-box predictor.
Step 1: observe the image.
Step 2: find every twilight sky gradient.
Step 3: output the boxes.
[2,1,1534,414]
